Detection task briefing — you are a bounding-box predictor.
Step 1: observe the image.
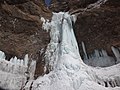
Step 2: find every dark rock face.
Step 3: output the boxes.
[51,0,99,12]
[68,0,98,8]
[106,0,120,7]
[0,1,52,76]
[74,0,120,58]
[0,0,120,76]
[0,0,30,4]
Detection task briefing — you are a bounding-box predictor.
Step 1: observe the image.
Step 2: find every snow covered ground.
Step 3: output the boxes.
[31,12,120,90]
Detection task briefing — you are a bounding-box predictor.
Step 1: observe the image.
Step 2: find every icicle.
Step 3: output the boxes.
[115,77,120,87]
[111,46,120,63]
[106,81,111,87]
[113,80,117,87]
[94,50,100,58]
[99,50,103,57]
[110,81,115,87]
[24,54,29,67]
[100,81,105,86]
[0,51,5,60]
[13,56,17,65]
[101,50,108,57]
[29,60,36,80]
[71,15,77,23]
[20,59,24,66]
[17,59,21,65]
[10,57,14,63]
[81,42,88,59]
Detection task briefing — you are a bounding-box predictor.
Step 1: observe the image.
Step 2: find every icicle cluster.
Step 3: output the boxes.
[81,42,120,67]
[0,51,36,90]
[0,52,29,75]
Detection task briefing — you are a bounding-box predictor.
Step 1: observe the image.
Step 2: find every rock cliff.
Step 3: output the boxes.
[0,0,120,76]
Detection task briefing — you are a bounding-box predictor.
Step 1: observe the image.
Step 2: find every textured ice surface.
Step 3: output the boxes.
[31,12,120,90]
[0,52,36,90]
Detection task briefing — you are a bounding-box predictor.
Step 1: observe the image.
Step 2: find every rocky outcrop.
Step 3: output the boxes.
[0,0,52,77]
[0,0,120,77]
[74,0,120,60]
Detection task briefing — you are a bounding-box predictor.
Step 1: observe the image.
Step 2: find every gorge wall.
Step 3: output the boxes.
[0,0,120,83]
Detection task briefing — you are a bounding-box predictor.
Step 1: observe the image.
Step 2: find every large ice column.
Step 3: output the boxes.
[41,13,65,71]
[56,12,83,70]
[42,12,82,71]
[61,13,81,58]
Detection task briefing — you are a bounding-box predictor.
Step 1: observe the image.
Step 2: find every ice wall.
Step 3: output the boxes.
[0,51,36,90]
[31,12,120,90]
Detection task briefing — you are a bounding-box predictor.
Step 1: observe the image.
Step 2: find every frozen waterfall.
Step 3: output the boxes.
[31,12,120,90]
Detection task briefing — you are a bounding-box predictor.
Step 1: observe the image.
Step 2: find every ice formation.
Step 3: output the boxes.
[0,52,36,90]
[31,12,120,90]
[111,46,120,63]
[0,0,119,89]
[81,42,116,67]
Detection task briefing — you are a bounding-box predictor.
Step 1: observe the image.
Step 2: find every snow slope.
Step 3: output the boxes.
[31,12,120,90]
